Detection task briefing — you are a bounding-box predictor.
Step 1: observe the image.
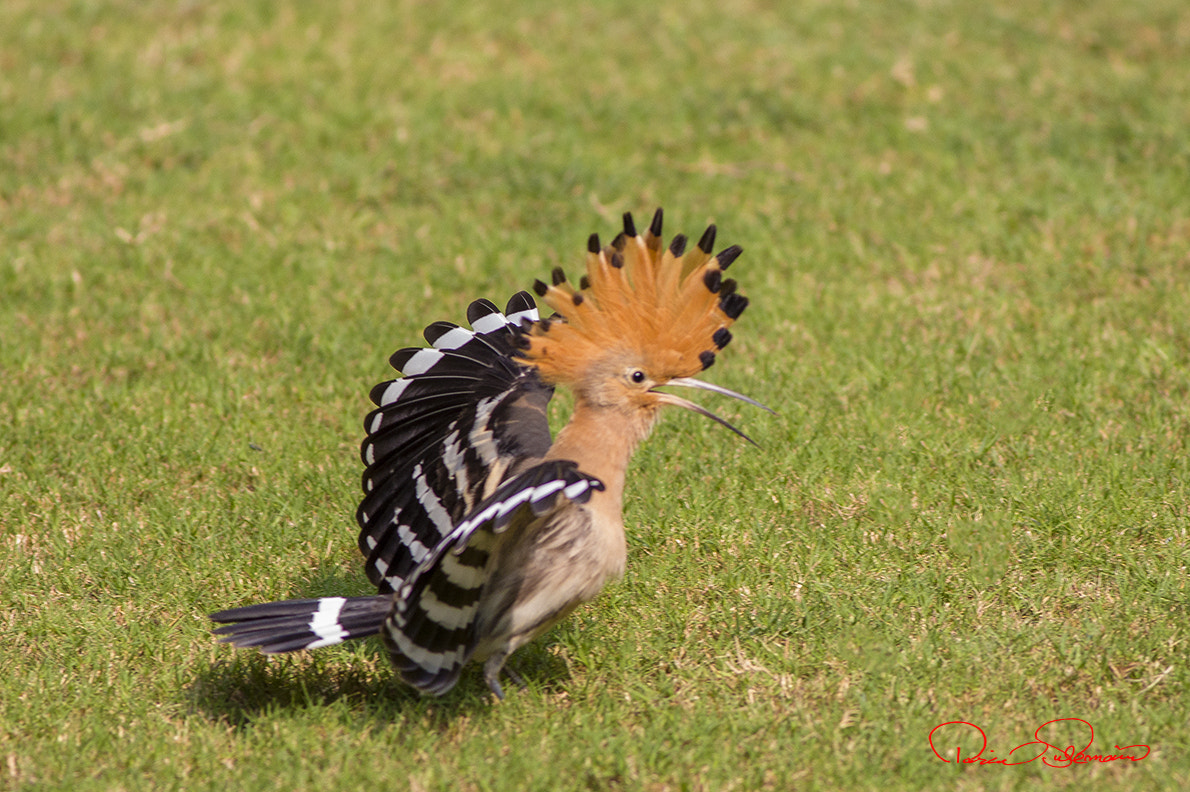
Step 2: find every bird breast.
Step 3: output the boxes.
[473,501,627,659]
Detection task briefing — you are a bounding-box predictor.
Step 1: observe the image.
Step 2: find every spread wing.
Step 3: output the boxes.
[357,292,554,594]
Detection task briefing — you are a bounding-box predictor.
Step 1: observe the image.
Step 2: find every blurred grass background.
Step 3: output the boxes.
[2,0,1188,789]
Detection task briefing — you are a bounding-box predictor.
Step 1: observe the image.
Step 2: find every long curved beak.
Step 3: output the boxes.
[652,377,773,446]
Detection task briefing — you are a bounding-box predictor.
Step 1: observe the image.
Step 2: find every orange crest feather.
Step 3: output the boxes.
[517,209,748,386]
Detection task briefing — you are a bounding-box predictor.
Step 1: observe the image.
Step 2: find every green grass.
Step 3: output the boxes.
[3,0,1189,788]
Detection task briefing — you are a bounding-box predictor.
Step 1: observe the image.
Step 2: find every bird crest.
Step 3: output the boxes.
[517,209,748,387]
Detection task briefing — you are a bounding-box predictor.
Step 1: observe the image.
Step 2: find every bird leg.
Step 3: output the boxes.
[483,651,530,700]
[484,652,509,700]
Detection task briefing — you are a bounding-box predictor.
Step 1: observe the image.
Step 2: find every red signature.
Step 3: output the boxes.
[928,719,1151,767]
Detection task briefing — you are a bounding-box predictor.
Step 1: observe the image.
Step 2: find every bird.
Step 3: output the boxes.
[210,208,768,699]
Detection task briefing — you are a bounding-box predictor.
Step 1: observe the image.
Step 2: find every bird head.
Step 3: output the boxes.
[516,209,769,441]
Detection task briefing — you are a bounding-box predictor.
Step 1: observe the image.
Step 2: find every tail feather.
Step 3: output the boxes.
[210,596,391,654]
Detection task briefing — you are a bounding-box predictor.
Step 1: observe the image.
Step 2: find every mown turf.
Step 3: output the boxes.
[2,0,1188,789]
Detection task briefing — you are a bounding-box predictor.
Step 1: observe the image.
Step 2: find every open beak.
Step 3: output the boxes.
[652,377,774,446]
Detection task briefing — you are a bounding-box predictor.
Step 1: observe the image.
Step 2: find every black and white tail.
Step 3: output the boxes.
[210,596,391,654]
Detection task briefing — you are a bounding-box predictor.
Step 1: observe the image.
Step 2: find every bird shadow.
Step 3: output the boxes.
[187,564,573,728]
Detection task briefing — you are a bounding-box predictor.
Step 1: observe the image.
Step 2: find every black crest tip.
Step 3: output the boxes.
[587,233,601,254]
[697,224,717,254]
[716,245,743,270]
[713,327,733,349]
[699,350,716,370]
[532,279,549,297]
[551,267,567,286]
[668,233,687,258]
[703,268,723,294]
[579,275,590,291]
[610,251,625,269]
[649,207,664,238]
[571,293,584,307]
[622,212,637,238]
[720,293,749,320]
[611,232,627,251]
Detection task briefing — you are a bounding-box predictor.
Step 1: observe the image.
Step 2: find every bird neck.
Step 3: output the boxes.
[544,398,657,513]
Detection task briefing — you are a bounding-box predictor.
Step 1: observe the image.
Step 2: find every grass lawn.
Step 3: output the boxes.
[3,0,1189,789]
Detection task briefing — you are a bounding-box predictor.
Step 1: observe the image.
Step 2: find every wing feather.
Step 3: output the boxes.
[356,292,553,594]
[380,460,603,694]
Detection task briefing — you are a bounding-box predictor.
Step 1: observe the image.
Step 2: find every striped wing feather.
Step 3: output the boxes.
[382,460,604,695]
[357,292,554,594]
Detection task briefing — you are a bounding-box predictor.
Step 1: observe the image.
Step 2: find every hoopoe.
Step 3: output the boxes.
[210,209,767,698]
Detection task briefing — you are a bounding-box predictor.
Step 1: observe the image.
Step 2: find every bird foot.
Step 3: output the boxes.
[483,654,528,700]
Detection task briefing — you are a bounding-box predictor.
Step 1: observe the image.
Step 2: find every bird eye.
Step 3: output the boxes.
[630,369,646,384]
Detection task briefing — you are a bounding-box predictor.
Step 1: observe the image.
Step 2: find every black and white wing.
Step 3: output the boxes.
[357,292,554,596]
[380,460,604,696]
